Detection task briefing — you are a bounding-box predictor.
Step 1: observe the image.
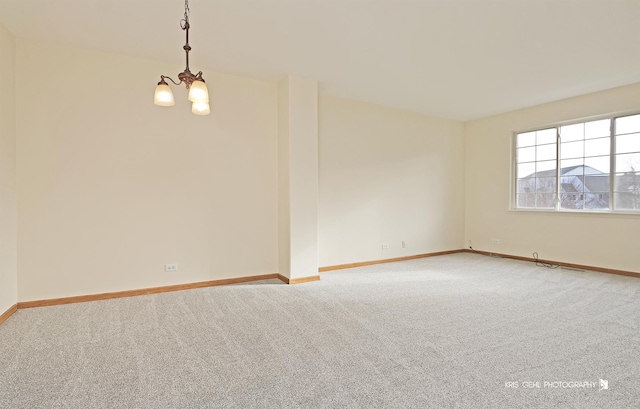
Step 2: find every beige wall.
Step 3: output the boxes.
[318,94,466,267]
[6,36,639,305]
[16,39,278,302]
[0,24,17,312]
[465,83,640,273]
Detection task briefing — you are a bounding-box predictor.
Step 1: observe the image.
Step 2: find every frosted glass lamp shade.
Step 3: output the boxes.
[154,83,175,106]
[192,101,211,115]
[188,80,209,103]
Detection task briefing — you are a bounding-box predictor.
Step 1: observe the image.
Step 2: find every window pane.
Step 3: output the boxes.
[536,177,556,193]
[536,128,556,145]
[585,119,610,139]
[614,172,640,210]
[584,192,609,210]
[517,132,536,148]
[517,178,536,193]
[560,176,583,190]
[615,114,640,135]
[516,146,536,163]
[584,174,610,193]
[517,162,535,178]
[517,193,536,208]
[585,156,610,173]
[583,166,603,175]
[614,192,640,210]
[615,153,640,173]
[559,168,593,209]
[536,160,556,173]
[560,191,580,209]
[614,172,640,193]
[616,133,640,154]
[536,144,556,161]
[560,123,583,142]
[515,128,558,209]
[584,137,610,157]
[536,193,556,208]
[560,140,583,159]
[560,158,584,171]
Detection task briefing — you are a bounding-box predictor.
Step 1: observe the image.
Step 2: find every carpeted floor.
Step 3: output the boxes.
[1,253,639,408]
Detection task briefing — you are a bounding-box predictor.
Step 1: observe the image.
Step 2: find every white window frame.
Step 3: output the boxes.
[511,110,640,214]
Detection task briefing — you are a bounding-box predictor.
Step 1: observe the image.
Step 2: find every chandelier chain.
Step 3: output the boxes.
[180,0,190,29]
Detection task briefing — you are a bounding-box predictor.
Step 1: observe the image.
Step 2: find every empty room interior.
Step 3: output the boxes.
[1,0,639,407]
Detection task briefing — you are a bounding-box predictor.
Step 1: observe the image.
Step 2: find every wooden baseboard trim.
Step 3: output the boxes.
[277,274,320,285]
[13,248,635,312]
[0,304,17,325]
[290,275,320,284]
[17,273,280,309]
[464,249,639,278]
[319,249,465,272]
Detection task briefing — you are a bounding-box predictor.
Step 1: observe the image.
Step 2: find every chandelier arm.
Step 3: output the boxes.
[161,75,183,86]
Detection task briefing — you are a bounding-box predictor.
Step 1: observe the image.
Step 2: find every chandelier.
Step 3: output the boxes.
[153,0,210,115]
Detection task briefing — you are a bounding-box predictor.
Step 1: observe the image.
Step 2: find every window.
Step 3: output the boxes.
[514,113,640,212]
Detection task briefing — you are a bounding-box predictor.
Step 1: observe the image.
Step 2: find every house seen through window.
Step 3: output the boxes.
[515,113,640,212]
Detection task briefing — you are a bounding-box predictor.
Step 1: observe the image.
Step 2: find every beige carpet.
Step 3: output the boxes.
[1,253,638,408]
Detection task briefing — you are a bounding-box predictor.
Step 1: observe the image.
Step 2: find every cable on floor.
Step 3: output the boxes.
[533,252,559,269]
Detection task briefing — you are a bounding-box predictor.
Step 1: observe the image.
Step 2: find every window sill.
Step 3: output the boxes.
[508,208,640,217]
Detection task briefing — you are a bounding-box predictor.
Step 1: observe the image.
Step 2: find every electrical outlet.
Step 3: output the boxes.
[382,243,389,250]
[492,239,500,244]
[402,241,406,248]
[165,263,178,272]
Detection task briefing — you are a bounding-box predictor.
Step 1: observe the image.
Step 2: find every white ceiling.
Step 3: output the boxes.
[0,0,639,121]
